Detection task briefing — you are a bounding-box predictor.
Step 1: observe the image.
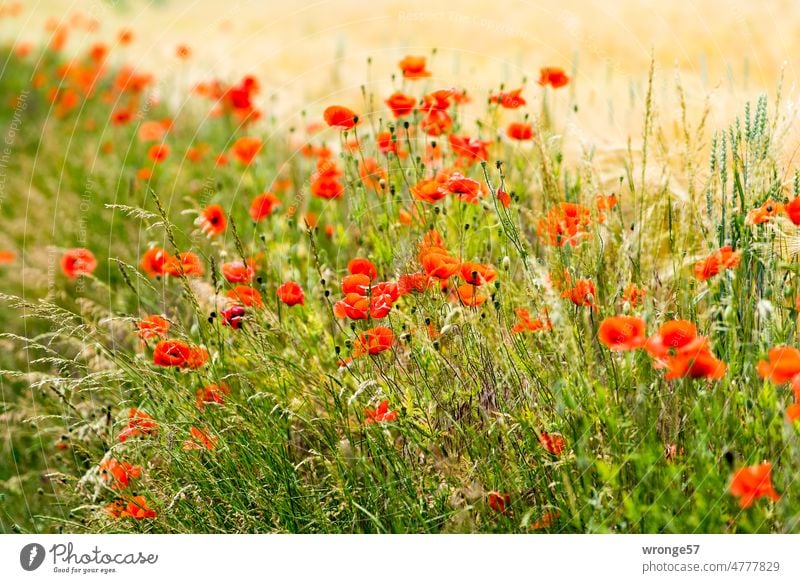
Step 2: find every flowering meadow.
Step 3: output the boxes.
[1,5,800,535]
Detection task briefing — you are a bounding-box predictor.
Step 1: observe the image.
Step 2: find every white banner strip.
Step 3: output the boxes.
[2,534,799,582]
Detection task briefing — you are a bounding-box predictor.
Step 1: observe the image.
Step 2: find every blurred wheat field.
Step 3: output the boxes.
[15,0,800,178]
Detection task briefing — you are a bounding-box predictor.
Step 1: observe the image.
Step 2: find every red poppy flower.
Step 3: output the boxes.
[487,491,511,514]
[421,250,460,280]
[196,382,231,410]
[693,246,741,281]
[538,67,570,88]
[411,177,448,203]
[118,28,134,45]
[348,257,378,280]
[729,463,780,508]
[757,346,800,384]
[352,326,394,357]
[385,92,416,117]
[106,495,157,520]
[61,248,97,279]
[791,375,800,402]
[511,308,551,334]
[530,511,560,530]
[309,159,345,199]
[311,174,345,200]
[153,339,192,367]
[186,346,209,368]
[642,320,723,379]
[118,408,158,442]
[398,55,432,79]
[364,400,398,424]
[419,109,451,136]
[537,202,592,246]
[221,305,246,329]
[785,197,800,225]
[497,189,512,208]
[133,166,155,182]
[622,283,646,307]
[99,458,141,489]
[373,281,399,302]
[445,173,487,203]
[421,90,454,114]
[539,432,565,455]
[111,108,133,125]
[138,120,168,143]
[323,105,359,129]
[419,91,453,135]
[448,134,490,163]
[644,320,698,359]
[197,204,227,237]
[221,261,254,283]
[375,130,400,156]
[249,192,280,221]
[490,88,526,109]
[358,157,387,191]
[456,284,487,307]
[334,293,370,320]
[0,250,16,264]
[136,315,170,341]
[104,499,124,518]
[459,262,496,286]
[561,278,595,307]
[183,426,218,450]
[594,194,617,212]
[114,66,154,94]
[595,194,618,223]
[230,136,262,165]
[277,281,304,306]
[147,144,170,163]
[398,272,431,295]
[598,316,647,351]
[163,252,204,277]
[506,122,534,141]
[226,286,263,307]
[342,273,372,295]
[186,144,209,163]
[663,343,726,381]
[334,293,394,320]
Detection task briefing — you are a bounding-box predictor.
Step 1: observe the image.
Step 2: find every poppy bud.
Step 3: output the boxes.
[723,305,735,321]
[221,305,246,329]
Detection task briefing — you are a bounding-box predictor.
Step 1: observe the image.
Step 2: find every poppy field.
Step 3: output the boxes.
[2,3,800,535]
